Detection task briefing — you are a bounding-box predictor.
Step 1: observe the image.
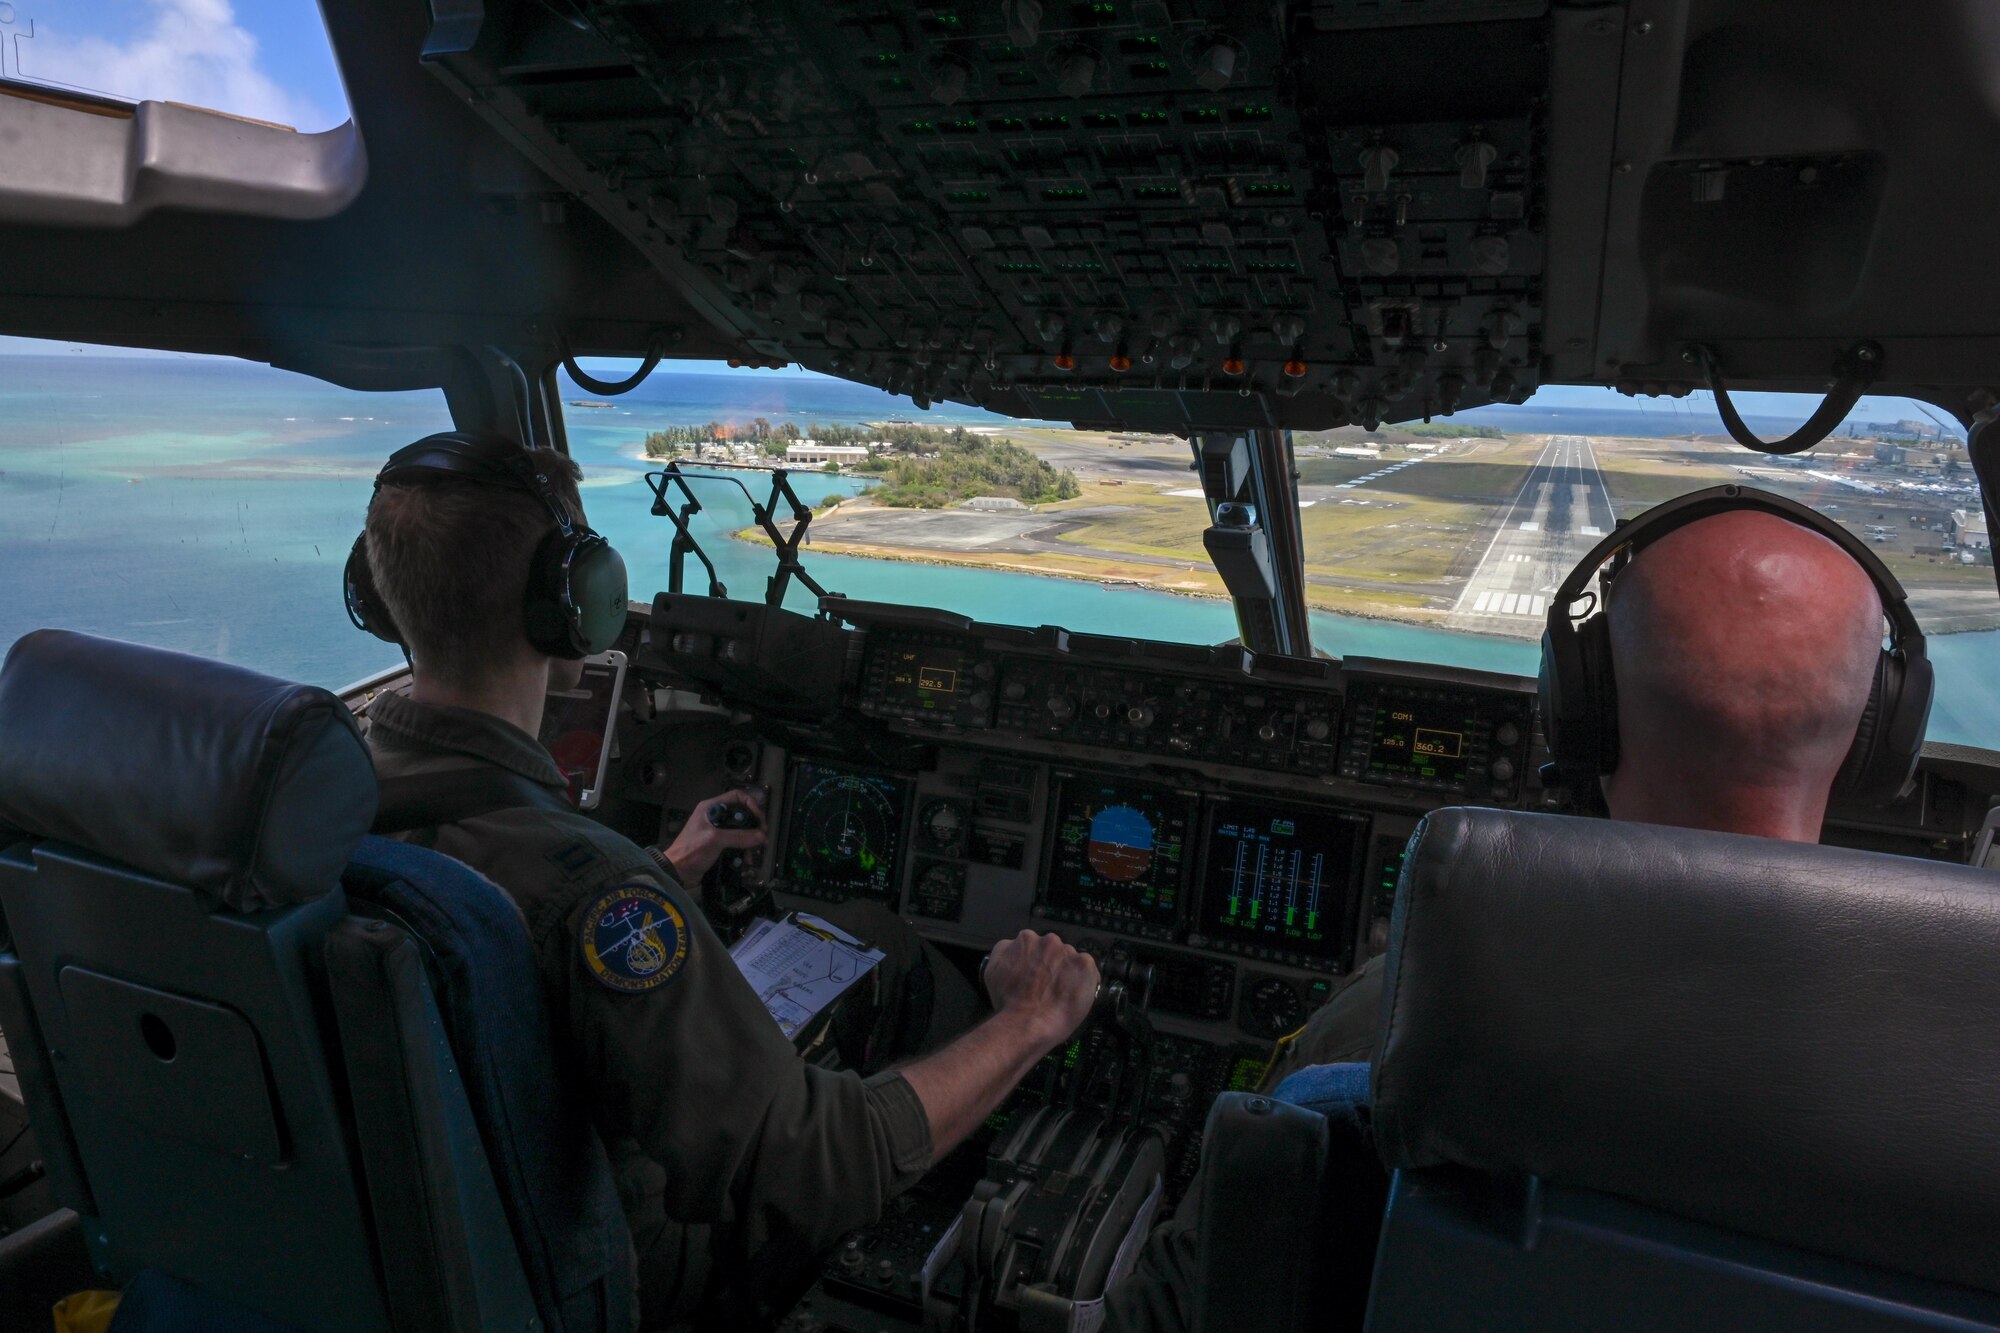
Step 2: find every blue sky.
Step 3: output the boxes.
[0,0,348,129]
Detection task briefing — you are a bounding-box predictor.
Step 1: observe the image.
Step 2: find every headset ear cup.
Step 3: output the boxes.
[343,533,403,645]
[1541,615,1602,783]
[524,529,580,658]
[1579,612,1619,777]
[568,538,629,656]
[1838,649,1934,805]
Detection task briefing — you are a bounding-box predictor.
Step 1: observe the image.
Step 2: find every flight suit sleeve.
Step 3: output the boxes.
[546,865,936,1260]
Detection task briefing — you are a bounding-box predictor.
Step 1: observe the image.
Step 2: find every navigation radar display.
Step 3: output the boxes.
[1195,799,1367,970]
[1039,774,1195,938]
[780,761,911,900]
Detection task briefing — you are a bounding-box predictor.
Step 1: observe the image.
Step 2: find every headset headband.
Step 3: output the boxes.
[375,435,580,538]
[1549,484,1925,654]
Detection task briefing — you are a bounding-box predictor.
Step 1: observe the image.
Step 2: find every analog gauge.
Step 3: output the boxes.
[1242,976,1307,1039]
[909,860,968,922]
[917,798,970,856]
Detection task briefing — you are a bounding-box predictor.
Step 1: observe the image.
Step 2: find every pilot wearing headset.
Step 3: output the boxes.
[345,433,1101,1329]
[1108,484,1934,1333]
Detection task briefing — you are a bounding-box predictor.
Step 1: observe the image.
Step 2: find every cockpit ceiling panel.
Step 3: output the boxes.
[425,0,1554,430]
[3,0,2000,423]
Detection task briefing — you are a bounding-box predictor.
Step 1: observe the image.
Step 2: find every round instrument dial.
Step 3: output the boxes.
[1243,976,1307,1039]
[917,798,969,855]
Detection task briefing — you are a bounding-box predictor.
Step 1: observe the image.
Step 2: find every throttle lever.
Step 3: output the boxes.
[978,950,1155,1015]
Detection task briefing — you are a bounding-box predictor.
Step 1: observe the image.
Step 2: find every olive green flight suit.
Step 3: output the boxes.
[365,692,935,1329]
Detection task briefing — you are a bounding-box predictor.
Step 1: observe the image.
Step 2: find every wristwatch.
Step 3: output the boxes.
[647,845,679,882]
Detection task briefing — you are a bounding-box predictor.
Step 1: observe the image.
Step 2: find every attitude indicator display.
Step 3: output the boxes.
[1194,799,1367,970]
[1038,773,1195,940]
[780,761,911,900]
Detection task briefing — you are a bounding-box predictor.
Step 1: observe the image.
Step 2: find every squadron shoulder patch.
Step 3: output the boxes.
[579,885,688,994]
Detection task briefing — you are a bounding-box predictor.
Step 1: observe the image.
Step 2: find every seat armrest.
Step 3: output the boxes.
[1193,1092,1330,1333]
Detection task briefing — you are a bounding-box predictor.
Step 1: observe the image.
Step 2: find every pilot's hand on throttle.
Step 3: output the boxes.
[984,930,1099,1048]
[658,788,766,883]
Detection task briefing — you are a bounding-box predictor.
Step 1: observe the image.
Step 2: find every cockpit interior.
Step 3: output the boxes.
[3,1,2000,1331]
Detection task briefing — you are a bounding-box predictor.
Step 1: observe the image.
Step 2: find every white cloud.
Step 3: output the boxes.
[8,0,332,130]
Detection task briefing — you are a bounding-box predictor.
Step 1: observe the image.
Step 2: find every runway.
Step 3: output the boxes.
[1446,435,1618,637]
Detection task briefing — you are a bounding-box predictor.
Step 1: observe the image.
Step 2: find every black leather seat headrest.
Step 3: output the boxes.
[0,630,377,911]
[1373,807,2000,1297]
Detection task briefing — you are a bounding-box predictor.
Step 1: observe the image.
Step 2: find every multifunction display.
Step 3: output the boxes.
[1193,799,1367,971]
[780,761,911,900]
[859,630,994,728]
[1038,773,1196,940]
[1339,678,1529,799]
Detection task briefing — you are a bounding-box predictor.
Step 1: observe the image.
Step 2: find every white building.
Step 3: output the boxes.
[963,496,1029,511]
[1952,508,1990,551]
[786,443,871,466]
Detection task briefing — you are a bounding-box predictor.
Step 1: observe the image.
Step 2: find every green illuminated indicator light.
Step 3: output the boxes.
[931,12,962,27]
[1042,187,1089,200]
[903,120,937,134]
[1182,260,1231,272]
[947,190,992,203]
[991,116,1027,131]
[1085,113,1120,128]
[945,119,978,133]
[882,75,912,89]
[1135,59,1171,75]
[869,52,901,67]
[1133,185,1182,199]
[1056,260,1104,271]
[999,262,1044,272]
[1244,182,1295,197]
[1091,1,1117,12]
[1131,110,1169,125]
[1188,107,1222,122]
[1233,104,1274,121]
[1249,898,1260,919]
[1120,35,1162,52]
[1031,114,1072,130]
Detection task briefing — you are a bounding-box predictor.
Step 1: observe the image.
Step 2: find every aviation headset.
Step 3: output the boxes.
[344,431,629,660]
[1539,484,1933,806]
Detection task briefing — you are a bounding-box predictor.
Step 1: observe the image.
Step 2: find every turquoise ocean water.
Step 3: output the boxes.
[1,354,1993,748]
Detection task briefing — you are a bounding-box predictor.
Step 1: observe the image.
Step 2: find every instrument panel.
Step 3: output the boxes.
[631,601,1547,1047]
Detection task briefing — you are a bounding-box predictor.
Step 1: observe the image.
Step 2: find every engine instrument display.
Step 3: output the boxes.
[1194,799,1368,971]
[780,761,910,900]
[1038,773,1196,940]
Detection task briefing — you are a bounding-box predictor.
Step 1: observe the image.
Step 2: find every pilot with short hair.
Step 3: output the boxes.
[356,434,1101,1329]
[1108,502,1900,1333]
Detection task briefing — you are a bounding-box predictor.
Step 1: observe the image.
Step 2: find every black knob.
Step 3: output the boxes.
[1003,678,1028,702]
[1126,704,1154,728]
[1047,695,1076,720]
[1093,701,1113,720]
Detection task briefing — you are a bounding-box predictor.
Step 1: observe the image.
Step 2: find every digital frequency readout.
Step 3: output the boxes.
[1040,775,1195,935]
[1366,703,1471,787]
[1197,799,1363,964]
[883,645,968,712]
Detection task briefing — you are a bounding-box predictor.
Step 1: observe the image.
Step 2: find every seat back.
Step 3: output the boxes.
[1365,808,2000,1331]
[0,630,603,1332]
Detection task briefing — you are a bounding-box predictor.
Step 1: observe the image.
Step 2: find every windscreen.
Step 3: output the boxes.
[1,348,1992,749]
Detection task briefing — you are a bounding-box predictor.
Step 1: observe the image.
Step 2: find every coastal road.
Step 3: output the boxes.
[1446,435,1618,637]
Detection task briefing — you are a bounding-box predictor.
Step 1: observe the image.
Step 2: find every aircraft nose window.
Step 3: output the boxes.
[0,2,351,131]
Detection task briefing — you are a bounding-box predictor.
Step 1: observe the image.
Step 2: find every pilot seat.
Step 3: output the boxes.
[1197,806,2000,1332]
[0,629,633,1332]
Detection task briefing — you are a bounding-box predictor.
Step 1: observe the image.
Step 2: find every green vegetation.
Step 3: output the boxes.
[864,433,1080,507]
[1393,421,1507,439]
[644,417,799,457]
[641,416,1080,508]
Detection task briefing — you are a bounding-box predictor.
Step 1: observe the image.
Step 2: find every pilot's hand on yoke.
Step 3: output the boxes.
[984,929,1100,1047]
[657,788,767,883]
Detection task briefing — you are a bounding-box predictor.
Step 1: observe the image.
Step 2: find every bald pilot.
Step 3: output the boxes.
[1107,502,1896,1333]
